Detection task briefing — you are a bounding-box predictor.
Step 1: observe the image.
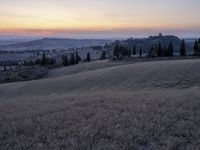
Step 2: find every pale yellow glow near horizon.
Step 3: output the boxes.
[0,0,200,37]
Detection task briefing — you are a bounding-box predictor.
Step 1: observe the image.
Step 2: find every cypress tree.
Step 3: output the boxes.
[75,51,81,64]
[180,39,186,56]
[101,51,106,60]
[41,52,47,66]
[87,52,91,62]
[70,53,75,65]
[168,41,174,56]
[128,49,131,57]
[132,44,136,55]
[113,42,119,58]
[63,55,69,66]
[139,48,142,57]
[157,42,162,57]
[193,40,199,56]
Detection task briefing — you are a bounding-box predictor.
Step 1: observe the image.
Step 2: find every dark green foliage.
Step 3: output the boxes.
[87,52,91,62]
[119,45,129,56]
[27,60,34,66]
[193,40,200,56]
[180,39,186,56]
[41,53,47,66]
[128,49,131,57]
[70,53,76,65]
[157,42,163,57]
[132,44,136,55]
[113,42,119,58]
[35,58,42,65]
[198,39,200,43]
[139,48,142,57]
[168,41,174,56]
[75,52,81,64]
[63,55,69,66]
[49,58,56,65]
[101,51,106,60]
[162,46,168,57]
[148,47,157,58]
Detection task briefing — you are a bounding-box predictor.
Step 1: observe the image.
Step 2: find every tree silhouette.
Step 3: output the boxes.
[113,42,119,58]
[41,52,47,66]
[70,53,75,65]
[132,44,136,55]
[128,49,131,57]
[193,40,199,56]
[180,39,186,56]
[157,42,163,57]
[101,51,106,60]
[49,58,56,65]
[163,46,168,57]
[75,51,81,64]
[168,41,174,56]
[63,55,69,66]
[149,47,156,58]
[87,52,91,62]
[139,48,142,57]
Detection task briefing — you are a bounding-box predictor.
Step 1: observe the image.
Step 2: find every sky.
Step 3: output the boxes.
[0,0,200,38]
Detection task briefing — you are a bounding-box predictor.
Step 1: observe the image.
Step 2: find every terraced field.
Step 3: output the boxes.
[0,59,200,149]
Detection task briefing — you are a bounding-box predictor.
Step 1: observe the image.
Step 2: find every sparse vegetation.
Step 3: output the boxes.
[0,66,48,83]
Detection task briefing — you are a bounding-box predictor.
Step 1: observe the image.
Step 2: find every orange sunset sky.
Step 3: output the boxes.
[0,0,200,38]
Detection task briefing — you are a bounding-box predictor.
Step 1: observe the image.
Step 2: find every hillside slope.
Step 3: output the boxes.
[0,38,112,51]
[1,59,200,97]
[0,59,200,149]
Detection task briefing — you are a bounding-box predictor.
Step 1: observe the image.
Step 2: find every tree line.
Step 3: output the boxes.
[113,39,200,58]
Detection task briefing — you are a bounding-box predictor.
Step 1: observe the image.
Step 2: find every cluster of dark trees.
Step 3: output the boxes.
[17,52,57,67]
[34,53,56,66]
[62,52,81,66]
[62,51,92,67]
[113,39,200,59]
[148,41,174,57]
[193,39,200,56]
[113,43,136,58]
[113,42,144,58]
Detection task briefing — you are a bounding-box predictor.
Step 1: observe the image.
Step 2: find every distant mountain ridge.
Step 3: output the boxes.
[0,35,194,53]
[0,38,113,51]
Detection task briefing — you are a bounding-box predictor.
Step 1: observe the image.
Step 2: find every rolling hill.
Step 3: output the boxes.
[107,34,194,54]
[0,38,113,51]
[0,59,200,149]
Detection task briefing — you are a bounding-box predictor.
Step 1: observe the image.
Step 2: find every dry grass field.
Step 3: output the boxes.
[0,59,200,150]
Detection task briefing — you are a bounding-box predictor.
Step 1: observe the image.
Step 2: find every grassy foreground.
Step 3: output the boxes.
[0,59,200,149]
